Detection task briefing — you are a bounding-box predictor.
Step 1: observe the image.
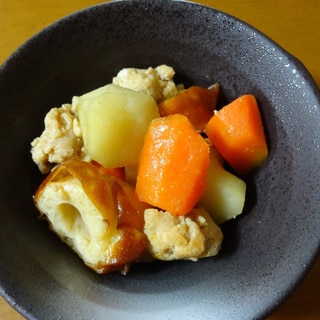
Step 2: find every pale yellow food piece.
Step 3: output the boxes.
[35,175,120,270]
[76,84,159,168]
[30,104,84,173]
[34,159,148,274]
[198,147,246,225]
[144,208,223,261]
[112,64,182,102]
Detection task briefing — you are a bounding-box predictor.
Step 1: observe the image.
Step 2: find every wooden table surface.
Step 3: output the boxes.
[0,0,319,319]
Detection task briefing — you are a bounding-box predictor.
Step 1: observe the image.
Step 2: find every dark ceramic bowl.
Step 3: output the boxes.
[0,1,319,319]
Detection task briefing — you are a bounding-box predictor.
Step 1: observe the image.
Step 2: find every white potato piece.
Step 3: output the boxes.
[198,147,246,225]
[76,84,159,168]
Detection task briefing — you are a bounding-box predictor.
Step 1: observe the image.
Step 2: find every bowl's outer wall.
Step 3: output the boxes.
[0,1,319,319]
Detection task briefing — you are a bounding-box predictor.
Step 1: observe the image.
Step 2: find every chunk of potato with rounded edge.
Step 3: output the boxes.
[198,147,246,225]
[77,84,160,168]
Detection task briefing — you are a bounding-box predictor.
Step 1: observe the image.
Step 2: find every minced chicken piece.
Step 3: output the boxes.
[31,104,84,173]
[144,207,223,261]
[112,64,183,102]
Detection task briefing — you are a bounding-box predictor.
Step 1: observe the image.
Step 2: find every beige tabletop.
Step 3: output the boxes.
[0,0,319,319]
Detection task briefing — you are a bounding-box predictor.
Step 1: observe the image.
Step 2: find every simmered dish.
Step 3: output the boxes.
[31,65,268,274]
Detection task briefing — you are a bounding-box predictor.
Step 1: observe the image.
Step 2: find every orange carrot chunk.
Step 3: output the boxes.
[135,114,210,216]
[204,94,268,175]
[158,84,219,131]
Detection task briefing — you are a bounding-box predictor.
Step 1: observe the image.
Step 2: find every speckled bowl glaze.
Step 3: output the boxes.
[0,1,319,319]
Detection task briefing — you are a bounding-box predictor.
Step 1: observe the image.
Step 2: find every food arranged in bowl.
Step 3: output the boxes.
[31,64,268,274]
[1,1,319,319]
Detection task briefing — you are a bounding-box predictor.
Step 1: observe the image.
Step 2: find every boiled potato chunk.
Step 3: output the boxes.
[77,84,159,168]
[198,147,246,225]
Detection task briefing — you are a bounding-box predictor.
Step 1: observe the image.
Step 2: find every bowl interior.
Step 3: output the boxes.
[0,1,319,319]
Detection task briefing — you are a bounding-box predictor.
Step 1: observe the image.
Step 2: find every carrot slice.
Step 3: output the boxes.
[204,94,268,175]
[135,114,210,216]
[158,84,219,131]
